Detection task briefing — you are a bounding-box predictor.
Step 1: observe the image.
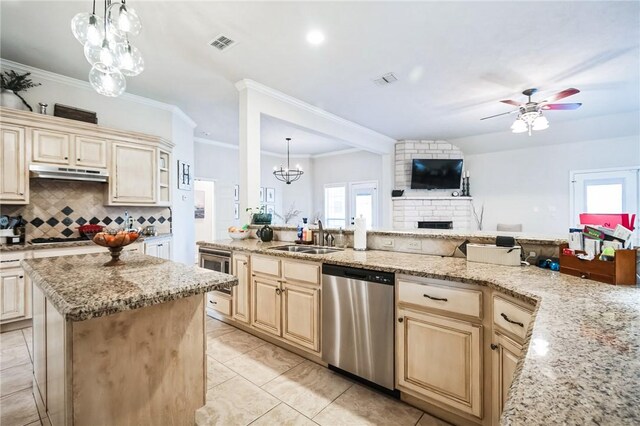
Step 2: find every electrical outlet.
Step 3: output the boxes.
[529,251,537,258]
[382,239,395,248]
[408,240,421,250]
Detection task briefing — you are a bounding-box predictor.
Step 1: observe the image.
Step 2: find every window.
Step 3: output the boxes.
[324,184,346,228]
[350,181,378,229]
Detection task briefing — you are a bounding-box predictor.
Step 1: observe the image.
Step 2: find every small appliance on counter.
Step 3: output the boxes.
[467,243,521,266]
[256,225,273,242]
[0,215,26,244]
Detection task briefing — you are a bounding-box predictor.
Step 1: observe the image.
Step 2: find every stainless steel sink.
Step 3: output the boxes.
[269,245,343,255]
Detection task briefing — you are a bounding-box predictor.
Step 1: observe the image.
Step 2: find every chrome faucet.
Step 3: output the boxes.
[317,220,325,247]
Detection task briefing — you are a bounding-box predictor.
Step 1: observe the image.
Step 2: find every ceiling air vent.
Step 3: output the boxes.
[209,34,237,52]
[373,72,398,86]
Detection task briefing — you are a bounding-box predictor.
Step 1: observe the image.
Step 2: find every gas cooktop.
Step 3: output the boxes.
[30,237,90,245]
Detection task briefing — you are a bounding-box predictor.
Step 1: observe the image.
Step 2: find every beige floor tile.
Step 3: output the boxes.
[196,376,279,426]
[207,329,266,363]
[251,403,317,426]
[22,328,33,359]
[416,412,453,426]
[225,342,304,386]
[262,360,353,418]
[206,318,237,339]
[0,388,40,426]
[0,362,32,397]
[207,356,237,389]
[0,344,31,371]
[0,330,25,350]
[314,384,423,426]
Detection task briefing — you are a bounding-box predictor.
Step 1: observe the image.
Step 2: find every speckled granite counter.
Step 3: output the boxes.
[198,239,640,425]
[1,233,172,252]
[22,251,237,321]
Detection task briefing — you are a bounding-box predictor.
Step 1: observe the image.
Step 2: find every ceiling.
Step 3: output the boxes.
[1,1,638,154]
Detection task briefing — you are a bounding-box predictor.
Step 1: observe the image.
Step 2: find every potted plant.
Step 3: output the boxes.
[0,70,41,111]
[246,205,272,225]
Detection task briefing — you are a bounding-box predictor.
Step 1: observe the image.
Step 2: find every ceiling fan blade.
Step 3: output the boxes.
[541,103,583,110]
[480,110,517,120]
[541,88,580,103]
[500,100,522,107]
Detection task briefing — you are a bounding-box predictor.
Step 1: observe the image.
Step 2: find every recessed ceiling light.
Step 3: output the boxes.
[306,30,325,45]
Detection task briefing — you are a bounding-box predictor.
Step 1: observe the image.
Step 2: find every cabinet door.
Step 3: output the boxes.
[32,129,70,165]
[491,332,522,425]
[0,124,28,203]
[397,308,482,418]
[74,136,107,168]
[111,142,157,204]
[251,276,281,336]
[158,241,171,260]
[144,242,159,258]
[282,282,319,352]
[232,254,250,324]
[0,269,26,322]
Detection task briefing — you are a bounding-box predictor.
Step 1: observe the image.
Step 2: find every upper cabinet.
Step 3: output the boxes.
[0,107,174,207]
[0,124,28,204]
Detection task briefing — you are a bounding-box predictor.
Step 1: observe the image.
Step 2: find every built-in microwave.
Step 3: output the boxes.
[198,247,232,295]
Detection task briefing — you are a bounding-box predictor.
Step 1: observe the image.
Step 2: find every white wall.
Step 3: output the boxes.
[464,135,639,234]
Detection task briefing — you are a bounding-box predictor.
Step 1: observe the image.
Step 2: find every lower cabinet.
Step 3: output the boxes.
[232,253,250,324]
[282,282,320,352]
[491,332,524,425]
[0,268,28,323]
[144,237,172,260]
[207,292,232,316]
[251,276,282,336]
[397,307,483,418]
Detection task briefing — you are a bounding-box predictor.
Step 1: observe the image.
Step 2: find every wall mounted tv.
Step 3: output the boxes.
[410,159,464,190]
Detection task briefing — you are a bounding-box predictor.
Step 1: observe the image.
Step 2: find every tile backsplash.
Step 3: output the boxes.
[1,180,171,240]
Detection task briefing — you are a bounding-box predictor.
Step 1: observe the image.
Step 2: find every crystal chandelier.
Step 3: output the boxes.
[511,110,549,136]
[71,0,143,97]
[273,138,303,185]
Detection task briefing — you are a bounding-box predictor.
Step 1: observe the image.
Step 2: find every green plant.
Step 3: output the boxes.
[0,70,41,111]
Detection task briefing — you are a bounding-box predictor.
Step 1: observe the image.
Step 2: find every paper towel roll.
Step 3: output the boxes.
[354,215,367,251]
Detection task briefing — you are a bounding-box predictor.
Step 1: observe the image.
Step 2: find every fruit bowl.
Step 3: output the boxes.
[228,230,250,240]
[92,229,141,266]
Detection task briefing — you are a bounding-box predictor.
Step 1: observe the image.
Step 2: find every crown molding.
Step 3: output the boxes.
[311,148,362,159]
[235,78,396,148]
[194,137,310,158]
[0,58,197,128]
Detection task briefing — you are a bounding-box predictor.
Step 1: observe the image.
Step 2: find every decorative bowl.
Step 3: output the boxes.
[78,224,104,240]
[228,231,250,240]
[92,229,141,266]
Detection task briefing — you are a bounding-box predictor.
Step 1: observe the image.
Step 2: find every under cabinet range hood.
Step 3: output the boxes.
[29,164,109,182]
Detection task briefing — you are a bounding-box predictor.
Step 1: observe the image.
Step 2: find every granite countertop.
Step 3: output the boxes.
[22,251,236,322]
[1,233,172,252]
[198,238,640,425]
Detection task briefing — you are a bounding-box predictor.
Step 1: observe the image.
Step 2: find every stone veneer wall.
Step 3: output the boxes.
[393,140,472,230]
[0,180,171,239]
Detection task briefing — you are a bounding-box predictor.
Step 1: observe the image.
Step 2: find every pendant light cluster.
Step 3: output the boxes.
[71,0,143,97]
[273,138,304,185]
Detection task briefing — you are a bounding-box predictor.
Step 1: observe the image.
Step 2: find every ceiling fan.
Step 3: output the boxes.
[481,88,582,135]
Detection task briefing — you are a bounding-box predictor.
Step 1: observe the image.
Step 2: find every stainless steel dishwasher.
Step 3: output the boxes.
[322,264,395,391]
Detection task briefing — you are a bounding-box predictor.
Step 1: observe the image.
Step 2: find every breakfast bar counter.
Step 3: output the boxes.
[22,252,238,426]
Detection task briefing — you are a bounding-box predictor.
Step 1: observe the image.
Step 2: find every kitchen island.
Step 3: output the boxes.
[22,251,237,426]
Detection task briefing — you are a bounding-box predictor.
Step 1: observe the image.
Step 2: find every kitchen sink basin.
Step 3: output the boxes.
[269,245,343,255]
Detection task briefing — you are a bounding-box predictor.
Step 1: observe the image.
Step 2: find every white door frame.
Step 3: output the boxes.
[569,165,640,228]
[323,182,348,227]
[349,180,379,228]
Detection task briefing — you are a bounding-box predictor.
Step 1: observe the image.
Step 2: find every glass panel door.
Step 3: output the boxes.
[350,181,378,229]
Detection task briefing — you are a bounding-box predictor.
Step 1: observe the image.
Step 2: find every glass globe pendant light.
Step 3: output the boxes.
[107,0,142,36]
[84,38,119,67]
[89,63,126,97]
[70,0,103,47]
[116,38,144,76]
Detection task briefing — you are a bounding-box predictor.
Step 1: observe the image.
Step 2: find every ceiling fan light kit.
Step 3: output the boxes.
[71,0,143,97]
[273,138,304,185]
[482,87,582,136]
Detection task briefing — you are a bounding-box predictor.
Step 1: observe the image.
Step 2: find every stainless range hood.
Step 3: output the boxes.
[29,164,109,182]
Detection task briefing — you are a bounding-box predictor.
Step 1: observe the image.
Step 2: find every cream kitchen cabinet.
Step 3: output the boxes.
[232,252,250,324]
[32,128,71,165]
[144,236,172,260]
[74,135,107,168]
[250,254,321,353]
[0,268,28,323]
[108,142,157,205]
[0,123,28,204]
[491,331,522,425]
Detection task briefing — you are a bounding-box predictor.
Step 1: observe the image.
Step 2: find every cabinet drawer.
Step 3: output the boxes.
[0,252,25,270]
[398,278,482,319]
[251,255,281,277]
[283,260,319,285]
[207,292,231,316]
[493,296,533,341]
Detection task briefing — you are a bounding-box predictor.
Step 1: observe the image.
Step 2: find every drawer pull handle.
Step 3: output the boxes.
[210,300,217,305]
[275,288,282,296]
[19,275,24,279]
[423,294,448,302]
[500,312,524,328]
[398,317,404,323]
[490,343,498,350]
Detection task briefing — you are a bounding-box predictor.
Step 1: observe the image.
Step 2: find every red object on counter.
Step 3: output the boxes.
[579,213,636,231]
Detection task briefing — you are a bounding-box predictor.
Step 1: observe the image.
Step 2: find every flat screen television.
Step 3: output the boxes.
[410,159,464,189]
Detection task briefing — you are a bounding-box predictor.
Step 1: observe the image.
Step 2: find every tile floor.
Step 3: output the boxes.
[0,318,450,426]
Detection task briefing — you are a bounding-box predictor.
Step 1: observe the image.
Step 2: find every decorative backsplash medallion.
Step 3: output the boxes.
[1,180,171,239]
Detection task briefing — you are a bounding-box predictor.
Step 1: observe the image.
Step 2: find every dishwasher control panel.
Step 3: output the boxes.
[322,264,395,285]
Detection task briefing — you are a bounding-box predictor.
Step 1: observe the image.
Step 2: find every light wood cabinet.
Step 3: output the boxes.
[32,128,71,165]
[232,253,250,324]
[32,284,46,410]
[491,331,522,425]
[282,282,320,352]
[0,268,27,322]
[109,142,157,205]
[74,135,107,168]
[251,276,282,336]
[397,307,483,418]
[0,124,28,204]
[207,292,232,316]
